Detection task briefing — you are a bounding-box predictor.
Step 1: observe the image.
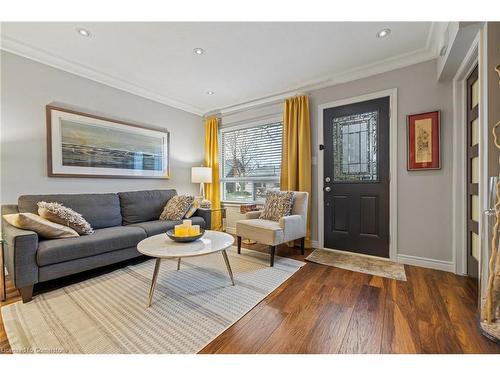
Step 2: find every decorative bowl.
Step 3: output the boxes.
[166,228,205,243]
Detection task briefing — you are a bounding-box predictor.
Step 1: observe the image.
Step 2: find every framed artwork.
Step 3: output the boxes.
[407,110,441,170]
[46,105,170,179]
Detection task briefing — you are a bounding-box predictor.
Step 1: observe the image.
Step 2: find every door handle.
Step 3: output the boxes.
[324,186,331,192]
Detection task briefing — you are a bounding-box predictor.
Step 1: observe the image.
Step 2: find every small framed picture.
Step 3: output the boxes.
[407,110,441,170]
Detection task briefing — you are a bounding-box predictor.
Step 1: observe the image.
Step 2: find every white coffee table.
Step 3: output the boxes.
[137,230,235,307]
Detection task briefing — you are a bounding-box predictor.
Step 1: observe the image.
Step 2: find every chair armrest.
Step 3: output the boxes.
[1,211,39,288]
[279,215,306,241]
[245,210,262,219]
[193,208,211,230]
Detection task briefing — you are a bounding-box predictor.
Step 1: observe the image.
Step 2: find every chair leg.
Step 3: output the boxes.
[237,236,242,254]
[270,246,276,267]
[300,237,305,255]
[19,285,34,303]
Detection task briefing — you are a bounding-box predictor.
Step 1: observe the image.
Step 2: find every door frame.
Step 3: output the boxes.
[317,88,398,260]
[451,30,481,275]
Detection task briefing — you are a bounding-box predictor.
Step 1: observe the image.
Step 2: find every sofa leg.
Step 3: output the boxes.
[300,237,305,256]
[237,236,242,254]
[19,285,34,303]
[270,246,276,267]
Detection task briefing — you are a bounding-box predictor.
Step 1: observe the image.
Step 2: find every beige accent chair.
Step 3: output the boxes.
[236,192,308,266]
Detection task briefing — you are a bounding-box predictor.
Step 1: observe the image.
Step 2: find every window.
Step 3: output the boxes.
[220,121,283,202]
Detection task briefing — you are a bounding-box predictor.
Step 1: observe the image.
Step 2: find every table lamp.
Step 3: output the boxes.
[191,166,212,199]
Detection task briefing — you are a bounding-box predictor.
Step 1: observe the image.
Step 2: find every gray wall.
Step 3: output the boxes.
[0,51,204,204]
[310,59,454,262]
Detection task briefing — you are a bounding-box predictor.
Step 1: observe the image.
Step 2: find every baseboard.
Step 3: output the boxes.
[397,254,455,273]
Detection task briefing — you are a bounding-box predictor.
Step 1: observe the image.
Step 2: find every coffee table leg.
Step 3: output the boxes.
[147,258,162,307]
[177,258,181,270]
[221,250,235,286]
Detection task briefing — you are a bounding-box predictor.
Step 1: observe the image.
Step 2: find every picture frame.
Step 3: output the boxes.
[407,110,441,171]
[46,105,170,179]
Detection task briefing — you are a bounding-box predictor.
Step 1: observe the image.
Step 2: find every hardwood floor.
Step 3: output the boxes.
[1,240,499,354]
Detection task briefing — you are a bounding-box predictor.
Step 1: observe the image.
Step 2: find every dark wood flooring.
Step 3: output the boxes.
[1,240,499,354]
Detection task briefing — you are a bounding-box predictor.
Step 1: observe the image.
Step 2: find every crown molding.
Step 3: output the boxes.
[208,43,438,117]
[0,35,205,116]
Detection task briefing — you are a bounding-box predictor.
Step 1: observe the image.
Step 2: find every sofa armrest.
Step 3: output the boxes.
[2,205,39,288]
[245,210,262,219]
[193,208,211,230]
[279,215,306,241]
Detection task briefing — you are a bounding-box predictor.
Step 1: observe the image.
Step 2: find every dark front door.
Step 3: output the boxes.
[323,97,390,257]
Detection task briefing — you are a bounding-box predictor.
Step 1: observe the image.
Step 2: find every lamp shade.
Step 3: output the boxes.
[191,167,212,183]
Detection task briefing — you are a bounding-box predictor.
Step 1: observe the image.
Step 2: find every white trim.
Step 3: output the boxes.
[317,88,398,261]
[0,35,205,116]
[208,47,435,117]
[219,115,282,133]
[2,24,441,118]
[397,254,455,273]
[451,31,480,275]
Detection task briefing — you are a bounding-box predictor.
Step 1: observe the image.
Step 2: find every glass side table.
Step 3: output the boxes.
[1,238,5,302]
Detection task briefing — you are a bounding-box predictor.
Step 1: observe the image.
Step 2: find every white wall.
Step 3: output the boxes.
[0,51,204,203]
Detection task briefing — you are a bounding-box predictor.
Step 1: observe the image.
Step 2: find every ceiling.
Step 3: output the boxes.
[0,22,442,115]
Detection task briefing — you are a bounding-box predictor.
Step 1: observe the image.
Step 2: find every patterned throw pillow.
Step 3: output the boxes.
[160,195,195,221]
[3,213,79,239]
[259,191,295,222]
[38,201,94,235]
[184,196,203,219]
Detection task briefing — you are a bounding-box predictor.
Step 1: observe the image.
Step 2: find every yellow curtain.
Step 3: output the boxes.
[281,95,312,247]
[204,117,222,230]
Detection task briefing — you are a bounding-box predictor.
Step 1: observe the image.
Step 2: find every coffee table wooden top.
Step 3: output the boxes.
[137,230,234,259]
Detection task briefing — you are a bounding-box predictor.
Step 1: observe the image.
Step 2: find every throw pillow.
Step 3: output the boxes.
[3,213,79,239]
[259,191,295,222]
[38,201,94,235]
[160,195,195,221]
[184,196,203,219]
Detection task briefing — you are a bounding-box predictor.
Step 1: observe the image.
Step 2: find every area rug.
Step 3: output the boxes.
[306,248,406,281]
[1,246,305,354]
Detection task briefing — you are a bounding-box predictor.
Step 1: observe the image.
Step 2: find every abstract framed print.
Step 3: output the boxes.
[46,105,170,179]
[407,110,441,171]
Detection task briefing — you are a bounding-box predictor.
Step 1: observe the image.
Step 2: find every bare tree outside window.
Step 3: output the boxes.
[221,122,282,202]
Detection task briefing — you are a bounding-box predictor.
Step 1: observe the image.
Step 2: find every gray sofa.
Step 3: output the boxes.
[1,189,211,303]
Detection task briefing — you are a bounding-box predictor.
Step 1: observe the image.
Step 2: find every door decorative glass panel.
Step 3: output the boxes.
[332,111,378,182]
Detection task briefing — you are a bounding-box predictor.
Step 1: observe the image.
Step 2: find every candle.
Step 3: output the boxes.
[174,224,189,237]
[189,225,200,236]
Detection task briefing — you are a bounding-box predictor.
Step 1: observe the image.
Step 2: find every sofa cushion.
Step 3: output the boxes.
[118,189,177,225]
[236,219,284,246]
[37,226,146,266]
[129,217,205,237]
[19,193,121,229]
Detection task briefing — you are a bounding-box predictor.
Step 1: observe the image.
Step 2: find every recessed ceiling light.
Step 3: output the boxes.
[193,48,205,55]
[206,91,215,95]
[376,28,391,38]
[76,28,91,37]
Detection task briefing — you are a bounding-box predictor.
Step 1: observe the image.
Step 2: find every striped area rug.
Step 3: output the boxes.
[2,246,304,354]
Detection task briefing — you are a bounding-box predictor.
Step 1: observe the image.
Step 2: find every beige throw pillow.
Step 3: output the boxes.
[260,191,295,222]
[184,196,203,219]
[38,201,94,235]
[160,195,195,221]
[3,213,79,239]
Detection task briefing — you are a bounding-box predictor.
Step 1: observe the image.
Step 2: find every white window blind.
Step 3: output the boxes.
[220,121,283,202]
